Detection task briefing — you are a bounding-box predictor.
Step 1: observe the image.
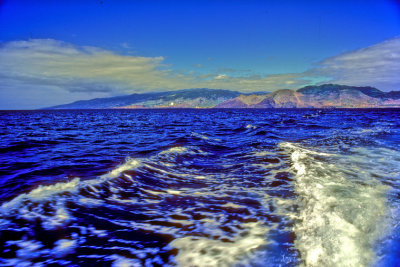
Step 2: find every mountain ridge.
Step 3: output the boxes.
[216,84,400,108]
[45,88,242,109]
[44,85,400,109]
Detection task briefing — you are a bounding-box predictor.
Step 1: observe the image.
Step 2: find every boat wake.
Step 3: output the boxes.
[1,138,399,266]
[281,142,400,267]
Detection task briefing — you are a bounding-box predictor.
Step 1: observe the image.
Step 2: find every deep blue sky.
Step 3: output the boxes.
[2,0,399,75]
[0,0,400,108]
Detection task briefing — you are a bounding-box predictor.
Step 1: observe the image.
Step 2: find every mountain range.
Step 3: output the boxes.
[47,88,241,109]
[46,84,400,109]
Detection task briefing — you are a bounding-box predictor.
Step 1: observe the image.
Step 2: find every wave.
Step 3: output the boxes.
[0,157,142,267]
[1,157,141,210]
[2,137,398,266]
[0,157,141,237]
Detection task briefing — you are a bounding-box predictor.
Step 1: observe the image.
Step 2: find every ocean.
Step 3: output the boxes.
[0,109,399,266]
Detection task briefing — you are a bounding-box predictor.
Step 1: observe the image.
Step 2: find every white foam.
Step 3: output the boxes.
[281,142,390,266]
[87,226,108,238]
[246,124,257,129]
[15,240,46,259]
[101,158,140,179]
[160,146,188,154]
[1,178,81,211]
[191,132,210,140]
[166,189,181,195]
[3,238,77,265]
[171,222,269,267]
[252,150,276,157]
[53,239,76,257]
[191,132,221,142]
[109,254,142,267]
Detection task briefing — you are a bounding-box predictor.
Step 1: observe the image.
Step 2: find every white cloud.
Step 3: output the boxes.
[308,36,400,91]
[214,74,228,80]
[0,39,184,93]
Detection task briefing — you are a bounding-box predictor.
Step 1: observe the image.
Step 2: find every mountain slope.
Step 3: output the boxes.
[45,88,242,109]
[215,94,269,108]
[256,89,306,108]
[216,84,400,108]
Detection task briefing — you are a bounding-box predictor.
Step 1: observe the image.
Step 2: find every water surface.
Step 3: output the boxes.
[0,109,399,266]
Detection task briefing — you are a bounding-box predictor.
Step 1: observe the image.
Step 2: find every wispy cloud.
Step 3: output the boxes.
[308,36,400,91]
[0,39,184,94]
[206,73,308,91]
[120,42,132,49]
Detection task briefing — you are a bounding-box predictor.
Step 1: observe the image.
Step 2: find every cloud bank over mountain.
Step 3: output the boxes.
[309,36,400,91]
[0,37,399,109]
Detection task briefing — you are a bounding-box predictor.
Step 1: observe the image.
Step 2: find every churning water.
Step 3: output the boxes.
[0,109,399,266]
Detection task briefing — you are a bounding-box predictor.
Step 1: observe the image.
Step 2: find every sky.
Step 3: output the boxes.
[0,0,400,109]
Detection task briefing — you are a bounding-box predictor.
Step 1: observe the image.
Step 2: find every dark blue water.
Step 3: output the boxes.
[0,109,399,266]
